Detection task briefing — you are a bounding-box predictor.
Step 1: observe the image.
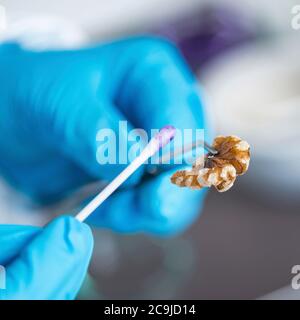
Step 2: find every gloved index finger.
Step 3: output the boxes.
[106,37,212,173]
[112,37,207,136]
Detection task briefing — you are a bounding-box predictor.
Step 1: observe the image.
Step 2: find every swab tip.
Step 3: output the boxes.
[155,125,176,148]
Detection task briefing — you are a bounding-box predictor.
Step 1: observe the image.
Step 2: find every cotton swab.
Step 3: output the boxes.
[75,125,176,222]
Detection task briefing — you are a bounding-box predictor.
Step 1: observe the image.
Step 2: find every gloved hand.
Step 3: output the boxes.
[0,36,210,235]
[0,216,93,300]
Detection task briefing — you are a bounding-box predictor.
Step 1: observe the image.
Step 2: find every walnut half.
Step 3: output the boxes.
[171,135,250,192]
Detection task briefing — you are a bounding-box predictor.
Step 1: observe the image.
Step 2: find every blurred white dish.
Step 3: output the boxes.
[201,36,300,207]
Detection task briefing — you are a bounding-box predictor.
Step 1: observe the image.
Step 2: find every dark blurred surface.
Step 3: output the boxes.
[184,189,300,299]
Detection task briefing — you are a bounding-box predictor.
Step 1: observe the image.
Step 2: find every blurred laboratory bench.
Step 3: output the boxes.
[85,186,300,300]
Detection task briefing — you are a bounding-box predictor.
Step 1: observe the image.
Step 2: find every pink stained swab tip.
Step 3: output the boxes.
[75,125,177,222]
[154,125,176,149]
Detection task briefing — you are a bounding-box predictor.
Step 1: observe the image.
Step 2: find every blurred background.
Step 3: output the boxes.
[0,0,300,299]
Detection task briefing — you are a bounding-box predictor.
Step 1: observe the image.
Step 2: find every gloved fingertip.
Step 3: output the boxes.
[47,215,94,257]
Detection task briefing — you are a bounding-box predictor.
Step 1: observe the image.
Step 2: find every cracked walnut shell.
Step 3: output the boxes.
[171,135,250,192]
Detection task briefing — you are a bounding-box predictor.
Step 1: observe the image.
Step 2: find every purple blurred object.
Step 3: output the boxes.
[155,6,257,71]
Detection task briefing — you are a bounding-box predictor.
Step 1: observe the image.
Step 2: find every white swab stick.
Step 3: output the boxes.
[75,125,176,222]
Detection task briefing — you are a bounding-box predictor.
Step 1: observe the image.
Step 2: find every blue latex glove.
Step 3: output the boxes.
[0,36,210,235]
[0,216,93,300]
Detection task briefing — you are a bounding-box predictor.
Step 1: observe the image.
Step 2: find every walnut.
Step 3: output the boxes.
[170,135,250,192]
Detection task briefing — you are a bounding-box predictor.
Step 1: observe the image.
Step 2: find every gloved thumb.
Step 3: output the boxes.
[0,216,94,300]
